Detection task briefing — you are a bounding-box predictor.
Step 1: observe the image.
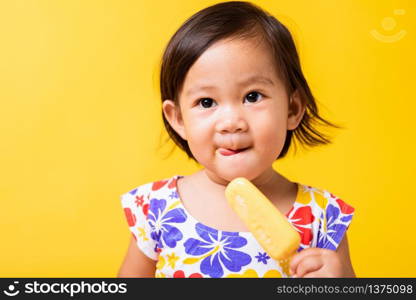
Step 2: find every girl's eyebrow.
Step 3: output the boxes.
[186,75,274,96]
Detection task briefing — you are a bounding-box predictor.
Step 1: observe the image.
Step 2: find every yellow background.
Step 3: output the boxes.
[0,0,414,277]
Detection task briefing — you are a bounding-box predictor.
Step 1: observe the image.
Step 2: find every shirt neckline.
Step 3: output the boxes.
[172,174,301,236]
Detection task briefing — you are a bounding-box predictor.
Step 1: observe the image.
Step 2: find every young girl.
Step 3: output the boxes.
[118,1,355,278]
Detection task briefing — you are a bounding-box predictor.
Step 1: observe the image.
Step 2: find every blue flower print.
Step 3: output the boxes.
[317,204,348,250]
[128,188,138,195]
[255,252,270,265]
[169,190,178,200]
[147,198,186,250]
[184,223,252,278]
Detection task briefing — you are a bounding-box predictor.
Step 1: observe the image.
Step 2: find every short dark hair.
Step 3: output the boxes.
[159,1,340,161]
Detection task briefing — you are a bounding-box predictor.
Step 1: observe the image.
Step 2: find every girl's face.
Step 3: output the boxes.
[163,37,305,184]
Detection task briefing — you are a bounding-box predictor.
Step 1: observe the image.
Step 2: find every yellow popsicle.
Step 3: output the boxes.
[225,177,300,261]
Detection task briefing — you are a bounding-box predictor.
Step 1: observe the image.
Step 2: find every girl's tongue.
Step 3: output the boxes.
[219,148,245,156]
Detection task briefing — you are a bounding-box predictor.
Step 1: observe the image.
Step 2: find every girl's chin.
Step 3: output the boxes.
[215,169,261,183]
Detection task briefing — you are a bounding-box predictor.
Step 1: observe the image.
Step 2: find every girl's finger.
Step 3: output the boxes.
[289,248,323,275]
[295,255,323,278]
[302,270,324,278]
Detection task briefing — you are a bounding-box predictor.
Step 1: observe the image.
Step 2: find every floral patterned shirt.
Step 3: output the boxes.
[121,174,355,278]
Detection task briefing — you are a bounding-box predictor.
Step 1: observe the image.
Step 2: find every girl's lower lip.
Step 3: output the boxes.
[218,148,248,156]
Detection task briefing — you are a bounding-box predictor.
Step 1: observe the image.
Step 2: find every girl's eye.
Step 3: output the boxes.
[197,98,216,108]
[196,91,264,109]
[245,91,263,103]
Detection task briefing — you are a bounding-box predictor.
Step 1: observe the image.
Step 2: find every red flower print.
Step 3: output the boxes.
[173,270,203,278]
[168,177,177,189]
[124,208,136,227]
[336,198,355,214]
[287,206,314,245]
[135,195,144,207]
[142,203,149,217]
[173,270,185,278]
[135,194,149,216]
[152,180,168,191]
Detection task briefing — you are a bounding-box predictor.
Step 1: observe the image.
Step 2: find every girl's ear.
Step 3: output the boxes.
[162,100,187,140]
[287,89,306,130]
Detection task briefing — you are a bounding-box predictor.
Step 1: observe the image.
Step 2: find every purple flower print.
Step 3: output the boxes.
[255,252,270,265]
[184,223,252,278]
[317,204,349,250]
[147,198,186,250]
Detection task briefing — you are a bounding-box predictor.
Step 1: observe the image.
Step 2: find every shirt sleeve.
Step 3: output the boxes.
[317,193,355,251]
[120,186,159,260]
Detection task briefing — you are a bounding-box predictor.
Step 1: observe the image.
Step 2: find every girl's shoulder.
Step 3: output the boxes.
[294,183,355,214]
[291,183,355,250]
[119,174,182,261]
[120,174,181,204]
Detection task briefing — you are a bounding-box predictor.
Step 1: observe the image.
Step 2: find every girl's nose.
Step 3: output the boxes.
[215,105,248,133]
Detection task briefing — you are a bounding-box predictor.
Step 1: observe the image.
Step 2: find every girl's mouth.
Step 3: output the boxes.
[218,147,250,156]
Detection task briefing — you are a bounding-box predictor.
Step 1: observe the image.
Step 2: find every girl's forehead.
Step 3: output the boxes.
[184,39,280,84]
[197,37,274,63]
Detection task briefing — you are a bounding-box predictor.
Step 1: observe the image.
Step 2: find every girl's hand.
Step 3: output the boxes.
[289,248,343,278]
[289,236,355,278]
